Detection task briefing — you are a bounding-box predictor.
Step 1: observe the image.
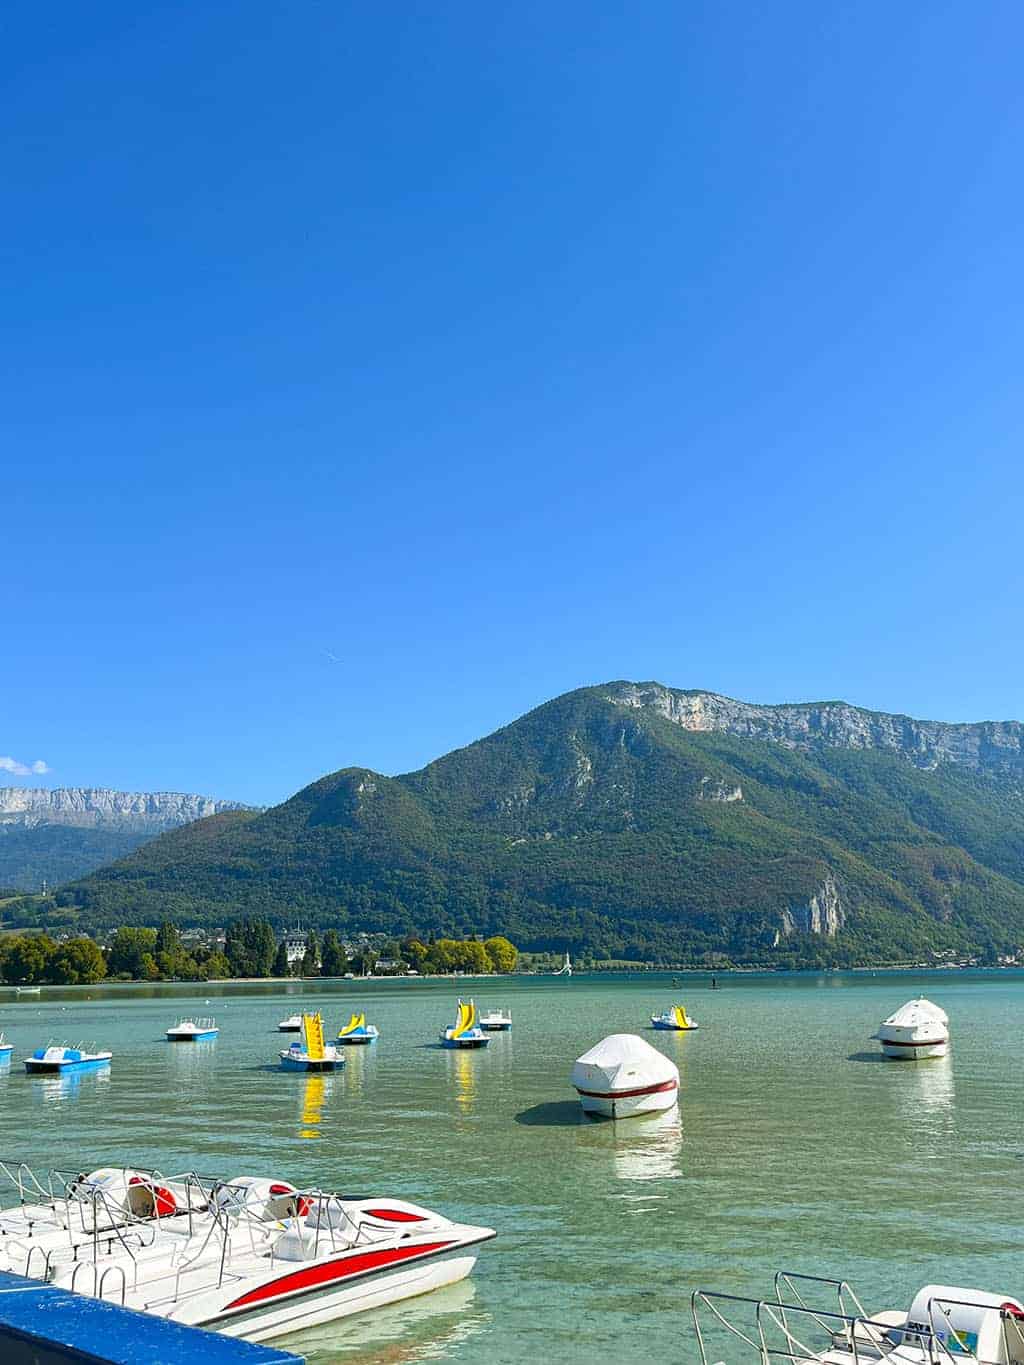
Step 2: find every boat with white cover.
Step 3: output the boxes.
[277,1015,302,1033]
[692,1271,1024,1365]
[166,1018,219,1042]
[873,997,949,1059]
[479,1008,512,1032]
[571,1034,679,1119]
[36,1174,495,1344]
[24,1044,111,1074]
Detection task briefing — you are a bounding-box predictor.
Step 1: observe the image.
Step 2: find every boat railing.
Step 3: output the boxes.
[0,1156,58,1210]
[773,1271,871,1335]
[923,1293,1023,1365]
[691,1290,974,1365]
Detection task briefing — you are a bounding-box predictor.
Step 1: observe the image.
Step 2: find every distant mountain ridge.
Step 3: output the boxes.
[38,682,1024,964]
[0,787,250,892]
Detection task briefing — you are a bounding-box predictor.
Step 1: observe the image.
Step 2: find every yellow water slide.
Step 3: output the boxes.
[451,999,476,1039]
[302,1012,326,1060]
[672,1005,690,1029]
[338,1013,365,1038]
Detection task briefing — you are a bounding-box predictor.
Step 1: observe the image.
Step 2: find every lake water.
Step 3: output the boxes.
[1,970,1021,1364]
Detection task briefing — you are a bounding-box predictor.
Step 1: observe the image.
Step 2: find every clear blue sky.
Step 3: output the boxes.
[4,3,1023,806]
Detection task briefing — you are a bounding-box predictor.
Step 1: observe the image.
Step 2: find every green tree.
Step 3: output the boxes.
[301,931,320,977]
[2,934,55,984]
[106,927,158,978]
[484,936,517,973]
[320,930,347,977]
[199,951,231,980]
[272,940,291,977]
[155,921,182,958]
[458,940,492,974]
[140,952,162,982]
[49,937,107,985]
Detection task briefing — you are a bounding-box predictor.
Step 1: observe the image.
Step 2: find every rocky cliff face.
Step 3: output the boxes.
[778,876,845,937]
[0,788,247,833]
[607,682,1024,774]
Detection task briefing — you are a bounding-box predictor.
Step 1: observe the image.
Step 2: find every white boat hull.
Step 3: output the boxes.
[877,1033,948,1059]
[577,1083,678,1119]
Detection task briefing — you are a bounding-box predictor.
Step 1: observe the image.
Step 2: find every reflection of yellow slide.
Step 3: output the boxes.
[338,1013,365,1037]
[451,999,476,1039]
[673,1005,693,1029]
[301,1075,326,1139]
[302,1012,325,1060]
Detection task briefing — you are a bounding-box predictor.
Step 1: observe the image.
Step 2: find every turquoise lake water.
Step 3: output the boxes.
[0,970,1021,1364]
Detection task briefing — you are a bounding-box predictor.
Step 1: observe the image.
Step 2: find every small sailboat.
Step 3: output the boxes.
[277,1014,302,1032]
[24,1044,112,1075]
[439,999,490,1049]
[651,1004,698,1031]
[280,1013,344,1072]
[0,1034,12,1063]
[571,1034,679,1119]
[873,998,949,1059]
[335,1012,379,1045]
[553,953,573,977]
[165,1017,219,1042]
[479,1007,512,1032]
[15,986,41,996]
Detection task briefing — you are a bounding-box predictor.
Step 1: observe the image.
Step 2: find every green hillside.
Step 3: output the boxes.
[32,684,1024,964]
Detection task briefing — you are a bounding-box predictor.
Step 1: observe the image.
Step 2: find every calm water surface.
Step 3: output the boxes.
[1,970,1021,1364]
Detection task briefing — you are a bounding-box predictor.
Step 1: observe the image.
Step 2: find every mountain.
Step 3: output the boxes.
[0,788,250,892]
[41,683,1024,964]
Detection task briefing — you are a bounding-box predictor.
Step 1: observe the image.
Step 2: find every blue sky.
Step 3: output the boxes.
[4,3,1023,806]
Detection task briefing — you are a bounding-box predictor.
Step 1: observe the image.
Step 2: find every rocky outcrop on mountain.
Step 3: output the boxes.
[0,788,247,832]
[779,876,845,937]
[607,683,1024,774]
[697,776,743,802]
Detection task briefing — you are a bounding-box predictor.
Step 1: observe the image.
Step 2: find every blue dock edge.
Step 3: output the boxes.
[0,1271,304,1365]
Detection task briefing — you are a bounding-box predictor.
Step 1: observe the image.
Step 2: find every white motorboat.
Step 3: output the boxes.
[24,1044,111,1074]
[166,1017,219,1042]
[873,997,949,1059]
[277,1015,302,1033]
[571,1033,679,1119]
[40,1175,495,1343]
[692,1272,1024,1365]
[479,1008,512,1032]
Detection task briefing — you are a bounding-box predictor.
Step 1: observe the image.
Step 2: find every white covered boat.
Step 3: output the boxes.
[277,1014,302,1033]
[166,1017,219,1042]
[692,1272,1024,1365]
[873,997,949,1059]
[571,1033,679,1119]
[479,1008,512,1032]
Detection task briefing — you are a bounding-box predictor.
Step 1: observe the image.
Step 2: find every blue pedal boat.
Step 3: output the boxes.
[24,1045,112,1074]
[439,999,490,1049]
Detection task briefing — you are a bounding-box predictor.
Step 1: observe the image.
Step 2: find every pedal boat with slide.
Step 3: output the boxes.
[336,1013,379,1045]
[439,1000,490,1049]
[279,1013,343,1072]
[24,1044,111,1075]
[571,1033,679,1119]
[873,997,949,1059]
[166,1018,219,1042]
[37,1173,496,1345]
[651,1004,698,1031]
[691,1270,1024,1365]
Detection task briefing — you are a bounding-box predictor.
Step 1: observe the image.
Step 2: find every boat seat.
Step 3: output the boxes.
[273,1220,357,1261]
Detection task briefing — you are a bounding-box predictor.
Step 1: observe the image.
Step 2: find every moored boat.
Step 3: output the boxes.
[277,1015,302,1033]
[165,1017,219,1042]
[873,998,949,1059]
[279,1013,344,1072]
[571,1033,679,1119]
[439,1000,489,1049]
[0,1035,12,1063]
[692,1272,1024,1365]
[479,1008,512,1031]
[651,1004,698,1031]
[336,1013,379,1045]
[24,1045,111,1075]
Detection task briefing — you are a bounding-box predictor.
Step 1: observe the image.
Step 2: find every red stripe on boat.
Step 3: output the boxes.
[574,1077,678,1100]
[365,1208,426,1222]
[224,1240,456,1309]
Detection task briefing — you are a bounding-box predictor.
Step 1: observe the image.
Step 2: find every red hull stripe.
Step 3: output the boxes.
[575,1077,678,1100]
[364,1208,426,1222]
[880,1037,947,1048]
[224,1240,457,1310]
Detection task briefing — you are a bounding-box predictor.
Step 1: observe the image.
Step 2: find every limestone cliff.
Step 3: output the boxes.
[0,787,247,833]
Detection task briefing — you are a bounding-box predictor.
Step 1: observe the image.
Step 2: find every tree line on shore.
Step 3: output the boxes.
[0,918,518,985]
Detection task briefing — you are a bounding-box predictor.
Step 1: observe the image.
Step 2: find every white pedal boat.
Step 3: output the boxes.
[24,1045,111,1074]
[571,1033,679,1119]
[873,998,949,1059]
[692,1273,1024,1365]
[479,1008,512,1032]
[43,1179,495,1344]
[277,1015,302,1033]
[166,1018,219,1042]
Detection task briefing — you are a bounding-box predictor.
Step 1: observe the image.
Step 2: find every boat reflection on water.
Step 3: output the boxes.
[29,1067,111,1105]
[279,1277,489,1364]
[612,1106,684,1185]
[448,1048,477,1115]
[340,1040,370,1099]
[299,1074,331,1140]
[890,1054,955,1145]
